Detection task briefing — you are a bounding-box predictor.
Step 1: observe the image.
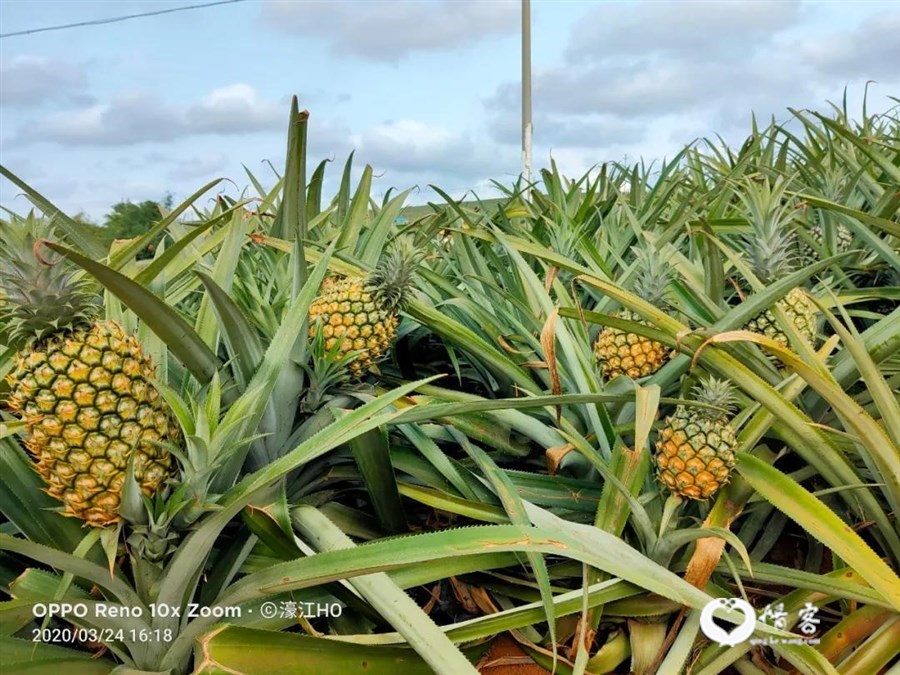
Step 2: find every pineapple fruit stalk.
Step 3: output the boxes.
[655,377,737,500]
[594,246,673,381]
[1,223,176,527]
[308,241,421,378]
[738,177,817,348]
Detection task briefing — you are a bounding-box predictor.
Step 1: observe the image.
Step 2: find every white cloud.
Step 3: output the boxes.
[260,0,517,61]
[186,84,282,134]
[357,120,469,171]
[352,119,516,182]
[167,154,229,181]
[566,0,801,63]
[11,84,284,146]
[787,11,900,81]
[14,92,185,145]
[0,55,89,107]
[485,2,899,156]
[488,109,648,149]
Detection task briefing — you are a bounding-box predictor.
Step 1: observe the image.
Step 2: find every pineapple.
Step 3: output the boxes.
[812,216,853,252]
[798,165,854,261]
[738,177,817,348]
[594,247,673,381]
[745,286,816,349]
[655,377,737,500]
[308,242,420,378]
[800,213,853,261]
[1,222,176,527]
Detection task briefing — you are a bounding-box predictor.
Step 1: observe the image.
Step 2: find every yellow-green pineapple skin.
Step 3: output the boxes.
[655,406,736,500]
[594,246,673,382]
[744,286,816,348]
[6,320,176,526]
[812,221,853,251]
[593,309,670,381]
[308,277,398,378]
[801,218,853,261]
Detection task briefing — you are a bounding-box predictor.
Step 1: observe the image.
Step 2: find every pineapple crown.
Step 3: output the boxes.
[629,244,672,307]
[365,238,424,312]
[691,376,736,423]
[0,217,98,348]
[736,176,799,284]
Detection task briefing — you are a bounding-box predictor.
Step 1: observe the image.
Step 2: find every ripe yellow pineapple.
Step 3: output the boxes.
[738,177,817,348]
[1,221,177,526]
[655,377,737,500]
[594,247,673,381]
[308,242,420,378]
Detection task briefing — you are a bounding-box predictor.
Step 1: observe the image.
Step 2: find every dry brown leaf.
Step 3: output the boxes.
[477,634,552,675]
[449,577,499,615]
[544,265,559,293]
[540,308,562,423]
[546,443,575,476]
[498,335,532,355]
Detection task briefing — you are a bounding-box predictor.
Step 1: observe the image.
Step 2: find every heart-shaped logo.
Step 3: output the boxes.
[699,598,757,647]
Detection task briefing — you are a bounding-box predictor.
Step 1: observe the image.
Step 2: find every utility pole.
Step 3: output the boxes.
[522,0,533,184]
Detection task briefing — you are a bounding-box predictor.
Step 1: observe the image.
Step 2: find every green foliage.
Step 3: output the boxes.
[0,94,897,675]
[101,193,174,258]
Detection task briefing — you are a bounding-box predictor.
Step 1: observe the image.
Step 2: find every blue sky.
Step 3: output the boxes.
[1,0,898,222]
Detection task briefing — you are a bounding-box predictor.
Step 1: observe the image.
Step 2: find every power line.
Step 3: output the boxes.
[0,0,249,39]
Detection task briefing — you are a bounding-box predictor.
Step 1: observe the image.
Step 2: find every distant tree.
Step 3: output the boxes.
[71,212,109,245]
[102,193,173,259]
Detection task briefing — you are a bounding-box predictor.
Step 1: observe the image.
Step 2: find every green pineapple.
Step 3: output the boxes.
[1,220,177,526]
[738,177,817,348]
[800,210,853,261]
[655,377,737,500]
[308,241,421,378]
[798,164,854,261]
[594,246,673,381]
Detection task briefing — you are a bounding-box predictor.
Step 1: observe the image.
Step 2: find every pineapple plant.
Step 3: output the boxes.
[738,177,817,348]
[308,241,420,378]
[594,246,673,381]
[655,377,737,500]
[1,222,177,527]
[2,95,897,675]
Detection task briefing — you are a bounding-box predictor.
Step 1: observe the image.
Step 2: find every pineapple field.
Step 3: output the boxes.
[0,96,898,675]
